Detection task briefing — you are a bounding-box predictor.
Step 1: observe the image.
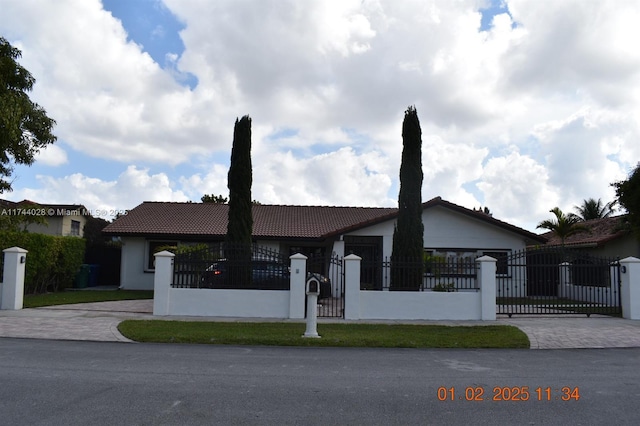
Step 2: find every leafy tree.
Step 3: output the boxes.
[0,201,48,232]
[226,115,253,287]
[1,37,57,193]
[473,206,492,216]
[573,198,615,221]
[537,207,589,246]
[83,215,110,245]
[391,106,424,291]
[201,194,228,204]
[612,163,640,238]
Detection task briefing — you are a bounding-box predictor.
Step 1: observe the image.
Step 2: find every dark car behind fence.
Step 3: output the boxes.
[172,244,289,290]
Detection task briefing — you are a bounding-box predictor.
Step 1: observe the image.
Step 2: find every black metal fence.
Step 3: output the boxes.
[362,256,479,291]
[172,243,289,290]
[497,248,621,317]
[309,253,344,318]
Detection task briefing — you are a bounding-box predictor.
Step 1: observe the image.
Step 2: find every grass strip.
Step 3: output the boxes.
[23,290,154,308]
[118,320,529,349]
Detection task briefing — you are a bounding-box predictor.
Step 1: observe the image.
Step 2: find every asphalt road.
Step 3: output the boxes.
[1,338,639,425]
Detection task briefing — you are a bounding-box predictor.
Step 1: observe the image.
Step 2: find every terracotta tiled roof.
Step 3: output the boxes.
[102,202,398,240]
[103,197,545,243]
[541,215,631,247]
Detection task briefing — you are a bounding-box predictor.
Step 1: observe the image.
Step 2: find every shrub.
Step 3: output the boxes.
[0,232,86,293]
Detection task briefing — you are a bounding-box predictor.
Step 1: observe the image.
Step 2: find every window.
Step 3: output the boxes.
[424,249,511,275]
[482,251,509,275]
[147,241,177,270]
[424,249,477,276]
[70,220,80,236]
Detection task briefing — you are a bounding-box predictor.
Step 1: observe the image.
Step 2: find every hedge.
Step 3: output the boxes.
[0,232,86,294]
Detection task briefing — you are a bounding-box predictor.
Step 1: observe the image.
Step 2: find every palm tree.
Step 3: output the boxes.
[537,207,589,246]
[573,198,615,221]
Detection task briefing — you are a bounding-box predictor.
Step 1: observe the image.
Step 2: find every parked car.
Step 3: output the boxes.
[201,259,290,289]
[201,259,331,295]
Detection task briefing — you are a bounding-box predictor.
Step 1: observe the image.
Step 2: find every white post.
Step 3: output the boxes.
[1,247,28,310]
[620,257,640,320]
[289,253,307,319]
[344,254,361,320]
[559,262,571,299]
[152,250,175,316]
[476,255,496,321]
[303,277,321,338]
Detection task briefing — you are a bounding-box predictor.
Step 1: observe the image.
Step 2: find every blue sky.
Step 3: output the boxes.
[2,0,639,231]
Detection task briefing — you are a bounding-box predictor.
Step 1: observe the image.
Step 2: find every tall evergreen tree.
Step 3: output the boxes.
[226,115,253,287]
[391,106,424,290]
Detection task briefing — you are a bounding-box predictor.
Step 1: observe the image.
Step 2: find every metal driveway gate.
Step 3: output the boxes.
[496,248,621,317]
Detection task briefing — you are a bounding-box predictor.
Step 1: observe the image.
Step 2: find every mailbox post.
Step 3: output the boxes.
[303,276,321,338]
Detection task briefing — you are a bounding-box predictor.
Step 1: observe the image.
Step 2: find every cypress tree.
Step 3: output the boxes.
[226,115,253,287]
[391,106,424,290]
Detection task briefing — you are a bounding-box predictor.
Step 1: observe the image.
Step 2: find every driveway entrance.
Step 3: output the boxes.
[496,248,621,317]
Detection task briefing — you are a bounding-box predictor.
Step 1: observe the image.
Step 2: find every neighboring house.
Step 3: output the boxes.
[541,215,640,259]
[103,197,545,290]
[0,199,89,237]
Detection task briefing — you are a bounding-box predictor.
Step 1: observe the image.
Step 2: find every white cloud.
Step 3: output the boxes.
[2,0,640,232]
[179,165,229,200]
[422,134,488,207]
[478,151,559,231]
[256,147,394,207]
[10,166,189,219]
[33,144,68,167]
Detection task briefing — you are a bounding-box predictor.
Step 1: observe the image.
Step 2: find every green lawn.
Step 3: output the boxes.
[118,320,530,349]
[23,290,154,308]
[24,290,530,348]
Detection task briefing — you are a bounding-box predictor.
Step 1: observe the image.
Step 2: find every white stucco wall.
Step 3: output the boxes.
[358,291,481,320]
[161,289,290,317]
[423,207,527,251]
[120,237,155,290]
[341,206,529,258]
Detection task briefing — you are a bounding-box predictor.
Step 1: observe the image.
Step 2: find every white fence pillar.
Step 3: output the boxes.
[344,254,361,320]
[1,247,28,310]
[153,250,175,316]
[559,262,571,299]
[620,257,640,320]
[476,255,496,321]
[289,253,307,319]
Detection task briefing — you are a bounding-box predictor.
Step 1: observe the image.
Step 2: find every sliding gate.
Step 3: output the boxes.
[496,248,621,317]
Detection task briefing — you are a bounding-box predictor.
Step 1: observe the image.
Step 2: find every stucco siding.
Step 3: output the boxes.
[423,207,525,251]
[120,237,154,290]
[342,206,527,258]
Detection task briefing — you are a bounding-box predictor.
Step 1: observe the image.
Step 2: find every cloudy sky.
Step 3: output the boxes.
[1,0,639,232]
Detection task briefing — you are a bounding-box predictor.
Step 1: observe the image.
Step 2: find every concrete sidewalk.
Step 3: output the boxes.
[1,299,640,349]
